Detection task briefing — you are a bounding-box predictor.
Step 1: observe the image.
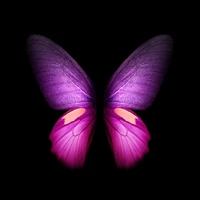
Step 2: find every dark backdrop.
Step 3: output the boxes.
[9,20,190,194]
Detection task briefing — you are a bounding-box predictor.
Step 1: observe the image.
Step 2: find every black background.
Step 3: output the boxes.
[7,12,193,195]
[22,32,178,172]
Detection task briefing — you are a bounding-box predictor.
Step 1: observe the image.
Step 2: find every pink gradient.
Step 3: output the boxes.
[62,108,86,124]
[49,108,96,168]
[114,108,138,125]
[104,108,151,168]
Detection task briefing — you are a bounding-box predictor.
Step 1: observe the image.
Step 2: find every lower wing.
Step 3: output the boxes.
[49,108,96,168]
[104,108,150,168]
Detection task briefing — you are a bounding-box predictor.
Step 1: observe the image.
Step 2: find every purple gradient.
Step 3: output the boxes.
[49,108,96,168]
[27,35,95,110]
[105,35,173,110]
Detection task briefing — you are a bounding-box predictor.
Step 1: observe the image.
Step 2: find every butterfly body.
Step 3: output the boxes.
[27,34,173,169]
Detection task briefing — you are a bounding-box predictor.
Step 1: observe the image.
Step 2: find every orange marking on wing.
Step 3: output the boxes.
[114,108,138,125]
[62,108,86,125]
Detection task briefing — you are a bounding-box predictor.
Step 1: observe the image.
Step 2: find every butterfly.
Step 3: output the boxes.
[27,34,173,169]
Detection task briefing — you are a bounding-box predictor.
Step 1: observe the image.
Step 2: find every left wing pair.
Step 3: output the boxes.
[27,34,173,168]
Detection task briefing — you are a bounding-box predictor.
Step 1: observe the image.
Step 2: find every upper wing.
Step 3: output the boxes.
[27,35,95,110]
[49,108,96,168]
[104,35,173,110]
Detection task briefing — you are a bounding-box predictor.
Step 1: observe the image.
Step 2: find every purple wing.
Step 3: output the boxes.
[27,34,95,110]
[27,35,96,168]
[104,35,173,168]
[104,35,173,110]
[104,108,150,168]
[49,108,96,168]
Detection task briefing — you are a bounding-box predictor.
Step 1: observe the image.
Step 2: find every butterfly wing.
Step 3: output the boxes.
[104,108,150,168]
[104,35,173,168]
[105,35,173,110]
[50,108,96,168]
[27,34,95,110]
[27,35,96,168]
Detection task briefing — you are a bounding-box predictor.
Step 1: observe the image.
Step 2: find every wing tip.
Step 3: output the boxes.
[27,34,52,47]
[27,34,45,40]
[26,34,46,51]
[151,34,173,49]
[153,34,173,41]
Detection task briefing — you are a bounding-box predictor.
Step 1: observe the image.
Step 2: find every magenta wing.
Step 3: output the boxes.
[27,35,96,168]
[50,108,96,168]
[104,108,150,168]
[104,35,173,168]
[104,35,173,110]
[27,34,95,110]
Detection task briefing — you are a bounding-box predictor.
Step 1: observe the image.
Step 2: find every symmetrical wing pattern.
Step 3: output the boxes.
[28,34,173,169]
